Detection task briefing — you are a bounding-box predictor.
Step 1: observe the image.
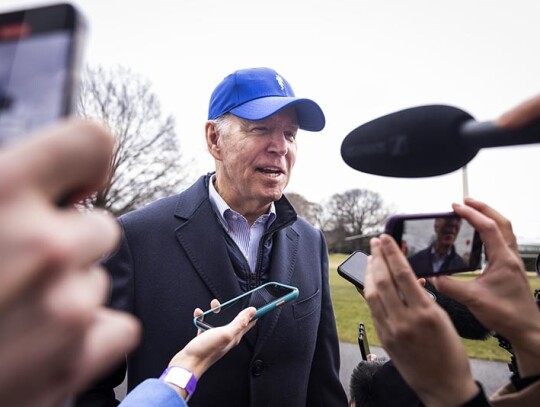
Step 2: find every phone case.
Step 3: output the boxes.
[337,250,368,290]
[193,282,299,331]
[0,3,86,144]
[358,323,370,361]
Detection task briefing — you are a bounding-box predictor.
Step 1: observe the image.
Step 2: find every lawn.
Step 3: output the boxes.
[329,253,540,362]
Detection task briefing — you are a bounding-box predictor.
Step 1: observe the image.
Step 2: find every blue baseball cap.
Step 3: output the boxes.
[208,67,325,132]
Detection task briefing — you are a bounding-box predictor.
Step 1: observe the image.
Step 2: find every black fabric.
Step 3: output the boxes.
[511,372,540,391]
[424,280,490,340]
[460,382,491,407]
[372,362,490,407]
[372,360,421,406]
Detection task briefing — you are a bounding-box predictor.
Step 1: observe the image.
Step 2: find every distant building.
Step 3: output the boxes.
[517,237,540,272]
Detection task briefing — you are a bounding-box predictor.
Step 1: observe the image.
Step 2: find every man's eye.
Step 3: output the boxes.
[285,131,297,141]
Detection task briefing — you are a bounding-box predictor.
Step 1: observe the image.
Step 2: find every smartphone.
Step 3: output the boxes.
[0,3,86,146]
[385,212,483,277]
[338,250,368,290]
[193,282,299,331]
[358,323,370,361]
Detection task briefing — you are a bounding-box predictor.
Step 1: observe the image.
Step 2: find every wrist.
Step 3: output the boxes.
[169,350,208,379]
[511,319,540,377]
[419,378,479,407]
[160,366,198,401]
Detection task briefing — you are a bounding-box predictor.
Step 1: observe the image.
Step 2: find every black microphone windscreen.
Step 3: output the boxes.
[425,281,491,340]
[341,105,480,177]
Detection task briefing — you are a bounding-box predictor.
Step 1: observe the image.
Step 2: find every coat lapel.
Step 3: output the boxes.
[173,176,242,303]
[254,225,299,352]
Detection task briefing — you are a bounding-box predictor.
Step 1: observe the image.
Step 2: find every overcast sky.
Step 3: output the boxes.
[4,0,540,240]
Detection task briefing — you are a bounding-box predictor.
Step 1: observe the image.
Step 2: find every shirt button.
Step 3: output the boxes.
[251,359,265,377]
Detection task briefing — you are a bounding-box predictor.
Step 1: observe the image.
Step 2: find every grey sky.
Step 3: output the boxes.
[4,0,540,239]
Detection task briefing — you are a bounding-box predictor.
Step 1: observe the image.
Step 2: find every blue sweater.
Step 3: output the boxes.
[119,379,187,407]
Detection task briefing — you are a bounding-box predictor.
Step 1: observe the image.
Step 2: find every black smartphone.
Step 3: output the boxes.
[0,3,86,146]
[193,282,299,331]
[337,250,368,290]
[385,212,483,277]
[358,323,370,361]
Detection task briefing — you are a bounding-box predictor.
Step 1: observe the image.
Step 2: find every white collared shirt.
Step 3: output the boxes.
[208,175,276,273]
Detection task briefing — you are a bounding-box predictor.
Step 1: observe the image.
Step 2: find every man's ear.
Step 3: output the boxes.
[205,121,221,160]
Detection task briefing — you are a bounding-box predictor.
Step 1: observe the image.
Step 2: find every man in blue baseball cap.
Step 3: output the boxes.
[78,67,348,407]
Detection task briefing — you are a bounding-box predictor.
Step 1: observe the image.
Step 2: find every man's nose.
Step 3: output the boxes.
[268,132,289,155]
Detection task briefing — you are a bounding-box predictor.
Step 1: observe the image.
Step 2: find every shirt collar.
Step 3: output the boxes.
[208,174,276,228]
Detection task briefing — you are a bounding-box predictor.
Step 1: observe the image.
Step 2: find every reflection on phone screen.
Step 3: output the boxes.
[401,216,481,276]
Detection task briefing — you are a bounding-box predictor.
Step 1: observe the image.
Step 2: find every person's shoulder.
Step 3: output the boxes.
[119,176,207,225]
[120,194,182,223]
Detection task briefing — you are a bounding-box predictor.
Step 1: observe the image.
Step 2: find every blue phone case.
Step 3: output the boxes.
[193,282,299,331]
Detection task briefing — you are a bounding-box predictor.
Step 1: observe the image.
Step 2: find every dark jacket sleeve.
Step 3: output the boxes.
[306,230,348,406]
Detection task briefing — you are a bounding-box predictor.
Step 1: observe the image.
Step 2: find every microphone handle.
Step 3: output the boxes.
[461,119,540,149]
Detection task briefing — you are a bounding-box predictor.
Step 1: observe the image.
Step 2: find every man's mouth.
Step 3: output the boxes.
[257,167,284,177]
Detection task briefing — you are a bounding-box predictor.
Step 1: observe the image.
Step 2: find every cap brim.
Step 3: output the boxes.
[230,97,325,132]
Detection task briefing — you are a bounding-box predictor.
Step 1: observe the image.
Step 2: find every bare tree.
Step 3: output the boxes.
[77,66,191,216]
[285,192,323,227]
[324,189,391,252]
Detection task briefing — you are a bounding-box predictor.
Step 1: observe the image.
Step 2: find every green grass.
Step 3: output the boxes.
[329,253,540,362]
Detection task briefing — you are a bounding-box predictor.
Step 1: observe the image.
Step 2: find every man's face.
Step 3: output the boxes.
[213,106,298,212]
[434,217,462,246]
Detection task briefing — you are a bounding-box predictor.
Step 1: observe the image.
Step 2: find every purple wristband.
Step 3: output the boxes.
[160,366,197,401]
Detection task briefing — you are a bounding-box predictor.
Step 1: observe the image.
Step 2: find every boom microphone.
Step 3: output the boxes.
[341,105,540,177]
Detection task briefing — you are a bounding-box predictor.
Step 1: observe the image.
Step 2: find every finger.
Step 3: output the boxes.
[193,307,203,318]
[462,198,519,255]
[68,309,140,391]
[379,234,429,308]
[0,211,119,308]
[229,306,257,337]
[452,203,515,263]
[363,239,392,326]
[210,298,221,313]
[496,94,540,129]
[429,275,475,306]
[40,209,121,267]
[44,266,110,323]
[193,307,205,336]
[0,119,114,202]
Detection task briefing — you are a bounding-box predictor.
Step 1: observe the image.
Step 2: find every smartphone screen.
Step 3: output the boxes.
[0,3,84,146]
[337,250,368,290]
[385,212,483,277]
[193,282,299,331]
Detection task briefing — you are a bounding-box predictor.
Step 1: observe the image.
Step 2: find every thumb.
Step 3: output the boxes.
[430,276,474,306]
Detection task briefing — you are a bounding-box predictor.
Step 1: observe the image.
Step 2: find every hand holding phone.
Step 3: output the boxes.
[193,282,299,331]
[385,212,483,277]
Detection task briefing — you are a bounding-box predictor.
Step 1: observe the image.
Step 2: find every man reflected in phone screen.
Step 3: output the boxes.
[407,217,467,275]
